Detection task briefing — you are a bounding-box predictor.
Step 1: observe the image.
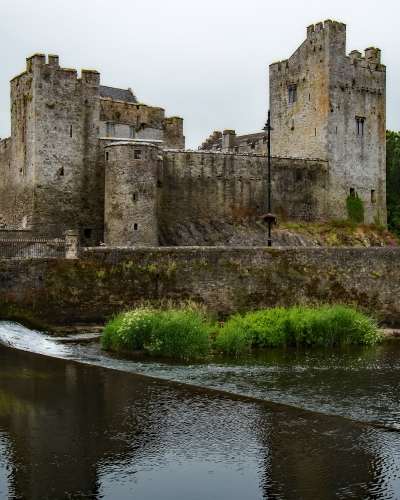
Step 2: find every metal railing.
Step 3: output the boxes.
[0,238,66,259]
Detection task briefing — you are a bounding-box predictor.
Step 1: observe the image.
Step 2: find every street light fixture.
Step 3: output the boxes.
[262,110,277,247]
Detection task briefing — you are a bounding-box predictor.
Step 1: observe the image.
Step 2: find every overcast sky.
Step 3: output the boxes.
[1,0,399,148]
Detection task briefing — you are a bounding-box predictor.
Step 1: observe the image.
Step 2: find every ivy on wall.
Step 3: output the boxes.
[346,194,364,224]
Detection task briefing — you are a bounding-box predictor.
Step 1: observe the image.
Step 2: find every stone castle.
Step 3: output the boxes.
[0,20,386,247]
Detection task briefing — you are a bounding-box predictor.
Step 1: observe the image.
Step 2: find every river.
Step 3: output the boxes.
[0,321,399,499]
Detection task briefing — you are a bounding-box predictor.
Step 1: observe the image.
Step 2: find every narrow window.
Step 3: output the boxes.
[134,149,141,160]
[105,151,109,161]
[371,189,376,204]
[350,188,356,198]
[335,126,338,135]
[132,192,138,202]
[58,167,64,176]
[250,142,255,150]
[69,125,73,138]
[106,122,115,137]
[134,223,138,231]
[308,93,311,101]
[288,84,297,104]
[356,117,365,136]
[129,125,135,139]
[315,128,317,136]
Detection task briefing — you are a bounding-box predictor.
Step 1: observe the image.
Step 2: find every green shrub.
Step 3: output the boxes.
[213,315,253,355]
[101,307,211,360]
[215,306,381,355]
[387,130,400,237]
[346,195,364,223]
[101,308,157,352]
[144,309,211,360]
[102,305,381,359]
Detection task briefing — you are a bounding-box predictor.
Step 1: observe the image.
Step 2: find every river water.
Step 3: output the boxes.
[0,321,399,499]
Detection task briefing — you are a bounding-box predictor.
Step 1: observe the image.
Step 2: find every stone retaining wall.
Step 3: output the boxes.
[0,247,398,326]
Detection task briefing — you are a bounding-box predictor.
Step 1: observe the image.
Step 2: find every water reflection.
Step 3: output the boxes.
[2,321,400,429]
[0,346,399,499]
[0,432,10,499]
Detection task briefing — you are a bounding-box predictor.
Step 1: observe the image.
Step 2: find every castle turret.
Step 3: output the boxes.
[222,130,236,152]
[104,141,159,246]
[163,117,185,149]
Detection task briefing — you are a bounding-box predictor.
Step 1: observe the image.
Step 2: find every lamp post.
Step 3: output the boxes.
[262,110,277,247]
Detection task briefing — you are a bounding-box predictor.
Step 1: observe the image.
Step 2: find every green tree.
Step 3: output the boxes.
[386,130,400,236]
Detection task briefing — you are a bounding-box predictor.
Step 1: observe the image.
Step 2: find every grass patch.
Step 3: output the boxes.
[102,305,382,360]
[102,306,211,361]
[215,306,381,355]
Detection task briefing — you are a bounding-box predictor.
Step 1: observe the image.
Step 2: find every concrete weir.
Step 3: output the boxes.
[0,246,399,326]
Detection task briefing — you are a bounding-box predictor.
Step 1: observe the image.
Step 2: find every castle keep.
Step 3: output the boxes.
[0,20,386,247]
[0,54,184,245]
[201,20,386,225]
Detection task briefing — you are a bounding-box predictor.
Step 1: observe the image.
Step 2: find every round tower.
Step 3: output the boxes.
[104,141,159,246]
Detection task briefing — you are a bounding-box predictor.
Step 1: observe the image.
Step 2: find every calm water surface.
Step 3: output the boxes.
[0,321,399,499]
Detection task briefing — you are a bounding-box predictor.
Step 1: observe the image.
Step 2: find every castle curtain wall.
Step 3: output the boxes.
[157,151,328,245]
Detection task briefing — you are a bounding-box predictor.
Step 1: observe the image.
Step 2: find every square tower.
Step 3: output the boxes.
[8,54,102,240]
[270,20,386,224]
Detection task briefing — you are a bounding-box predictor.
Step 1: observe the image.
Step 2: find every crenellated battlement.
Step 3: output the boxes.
[81,69,100,86]
[347,47,384,73]
[19,54,102,86]
[306,19,346,37]
[364,47,382,64]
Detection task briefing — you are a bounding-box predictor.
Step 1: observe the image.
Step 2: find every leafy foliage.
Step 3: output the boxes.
[101,306,211,360]
[346,195,364,223]
[102,304,381,360]
[215,306,381,355]
[387,130,400,236]
[101,308,157,352]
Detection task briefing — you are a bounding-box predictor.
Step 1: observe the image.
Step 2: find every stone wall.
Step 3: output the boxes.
[158,151,328,244]
[0,68,36,230]
[30,59,103,242]
[99,99,164,142]
[0,139,13,228]
[0,247,399,325]
[328,44,386,225]
[269,23,333,161]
